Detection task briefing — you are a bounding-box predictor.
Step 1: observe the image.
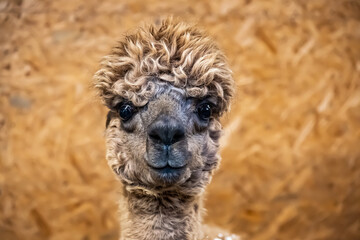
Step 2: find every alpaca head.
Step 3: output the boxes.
[94,19,234,196]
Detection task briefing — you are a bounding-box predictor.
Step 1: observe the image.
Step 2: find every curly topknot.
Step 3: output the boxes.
[94,18,234,114]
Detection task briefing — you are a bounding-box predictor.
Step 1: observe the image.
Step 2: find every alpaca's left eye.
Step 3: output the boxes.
[197,103,212,121]
[117,103,136,121]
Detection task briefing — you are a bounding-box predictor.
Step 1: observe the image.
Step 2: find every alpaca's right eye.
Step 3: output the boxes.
[117,103,136,121]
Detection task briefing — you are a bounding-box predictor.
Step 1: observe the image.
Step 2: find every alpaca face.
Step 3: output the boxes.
[105,80,222,193]
[95,20,234,195]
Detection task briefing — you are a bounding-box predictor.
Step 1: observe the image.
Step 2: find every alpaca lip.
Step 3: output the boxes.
[148,164,186,182]
[150,164,185,172]
[145,146,188,171]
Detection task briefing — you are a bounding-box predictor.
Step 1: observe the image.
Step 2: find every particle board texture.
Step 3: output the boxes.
[0,0,360,240]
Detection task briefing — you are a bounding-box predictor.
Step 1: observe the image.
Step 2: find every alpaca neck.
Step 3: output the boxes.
[119,188,204,240]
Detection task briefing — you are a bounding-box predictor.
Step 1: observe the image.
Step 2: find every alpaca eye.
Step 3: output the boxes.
[197,103,212,121]
[117,103,136,121]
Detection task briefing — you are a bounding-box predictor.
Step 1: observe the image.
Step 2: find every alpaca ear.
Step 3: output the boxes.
[106,111,117,128]
[93,65,118,109]
[93,50,135,108]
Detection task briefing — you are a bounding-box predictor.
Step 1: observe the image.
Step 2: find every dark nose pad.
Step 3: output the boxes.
[148,116,185,146]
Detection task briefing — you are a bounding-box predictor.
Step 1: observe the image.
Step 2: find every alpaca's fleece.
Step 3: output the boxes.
[93,19,236,240]
[94,18,234,114]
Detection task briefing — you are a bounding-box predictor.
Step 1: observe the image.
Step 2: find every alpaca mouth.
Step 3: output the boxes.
[151,164,185,173]
[148,164,186,183]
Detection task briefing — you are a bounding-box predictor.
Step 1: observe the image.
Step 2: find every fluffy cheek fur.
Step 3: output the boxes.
[179,119,222,195]
[106,117,151,187]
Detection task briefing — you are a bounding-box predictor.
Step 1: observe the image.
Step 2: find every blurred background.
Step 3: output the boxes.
[1,0,359,239]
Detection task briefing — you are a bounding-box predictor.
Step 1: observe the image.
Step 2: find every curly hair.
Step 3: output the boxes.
[94,18,234,114]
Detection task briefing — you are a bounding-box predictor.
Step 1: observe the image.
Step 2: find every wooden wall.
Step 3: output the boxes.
[1,0,359,239]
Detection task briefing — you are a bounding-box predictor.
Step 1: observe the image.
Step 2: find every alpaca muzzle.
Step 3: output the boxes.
[145,115,189,183]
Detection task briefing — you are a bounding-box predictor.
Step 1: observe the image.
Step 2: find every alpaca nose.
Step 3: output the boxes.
[148,116,185,146]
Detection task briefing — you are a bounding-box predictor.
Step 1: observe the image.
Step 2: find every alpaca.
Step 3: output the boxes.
[94,18,239,240]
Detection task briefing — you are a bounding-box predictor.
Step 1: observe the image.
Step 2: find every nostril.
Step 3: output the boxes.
[149,129,162,143]
[171,128,185,144]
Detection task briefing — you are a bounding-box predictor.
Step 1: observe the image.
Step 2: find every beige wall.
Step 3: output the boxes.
[1,0,359,239]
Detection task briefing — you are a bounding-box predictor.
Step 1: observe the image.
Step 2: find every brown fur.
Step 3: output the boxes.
[94,18,233,112]
[94,18,235,240]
